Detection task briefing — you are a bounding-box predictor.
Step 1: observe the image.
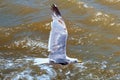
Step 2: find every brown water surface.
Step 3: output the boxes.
[0,0,120,80]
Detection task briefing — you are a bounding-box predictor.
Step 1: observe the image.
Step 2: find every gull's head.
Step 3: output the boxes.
[68,58,79,63]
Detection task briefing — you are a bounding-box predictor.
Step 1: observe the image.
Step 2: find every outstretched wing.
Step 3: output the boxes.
[48,4,68,60]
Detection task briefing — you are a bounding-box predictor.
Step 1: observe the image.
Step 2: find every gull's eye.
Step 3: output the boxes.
[74,60,78,63]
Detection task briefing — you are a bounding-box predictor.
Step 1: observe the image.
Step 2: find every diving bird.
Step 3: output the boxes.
[48,4,79,65]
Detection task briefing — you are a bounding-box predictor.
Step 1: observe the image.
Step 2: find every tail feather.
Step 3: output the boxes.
[51,4,61,16]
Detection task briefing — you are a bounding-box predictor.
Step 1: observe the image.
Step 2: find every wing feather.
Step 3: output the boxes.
[48,4,68,60]
[51,4,61,17]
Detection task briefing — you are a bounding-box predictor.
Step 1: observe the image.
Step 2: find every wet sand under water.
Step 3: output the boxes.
[0,0,120,80]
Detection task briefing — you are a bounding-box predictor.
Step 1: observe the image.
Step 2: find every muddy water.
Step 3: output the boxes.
[0,0,120,80]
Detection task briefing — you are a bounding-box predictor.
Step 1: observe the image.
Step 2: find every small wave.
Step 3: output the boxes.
[88,11,114,26]
[96,0,120,9]
[3,37,47,50]
[1,58,120,80]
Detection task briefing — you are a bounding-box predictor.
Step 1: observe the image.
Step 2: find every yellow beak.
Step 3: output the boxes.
[78,59,82,63]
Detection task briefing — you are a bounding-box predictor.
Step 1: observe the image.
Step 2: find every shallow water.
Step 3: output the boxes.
[0,0,120,80]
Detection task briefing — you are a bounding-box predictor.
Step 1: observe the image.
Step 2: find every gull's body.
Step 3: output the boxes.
[48,4,78,65]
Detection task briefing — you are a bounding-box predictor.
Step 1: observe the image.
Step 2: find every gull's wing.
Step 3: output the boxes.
[48,4,68,60]
[34,58,49,65]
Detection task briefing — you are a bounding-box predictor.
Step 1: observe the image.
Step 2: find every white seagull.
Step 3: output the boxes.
[48,4,80,65]
[34,4,81,65]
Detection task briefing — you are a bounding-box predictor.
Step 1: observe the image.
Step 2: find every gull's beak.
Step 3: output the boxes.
[78,59,82,63]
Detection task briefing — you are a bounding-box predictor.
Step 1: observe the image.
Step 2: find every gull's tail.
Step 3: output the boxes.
[51,4,61,17]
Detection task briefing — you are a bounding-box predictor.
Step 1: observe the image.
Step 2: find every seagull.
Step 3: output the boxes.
[48,4,80,65]
[34,4,81,65]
